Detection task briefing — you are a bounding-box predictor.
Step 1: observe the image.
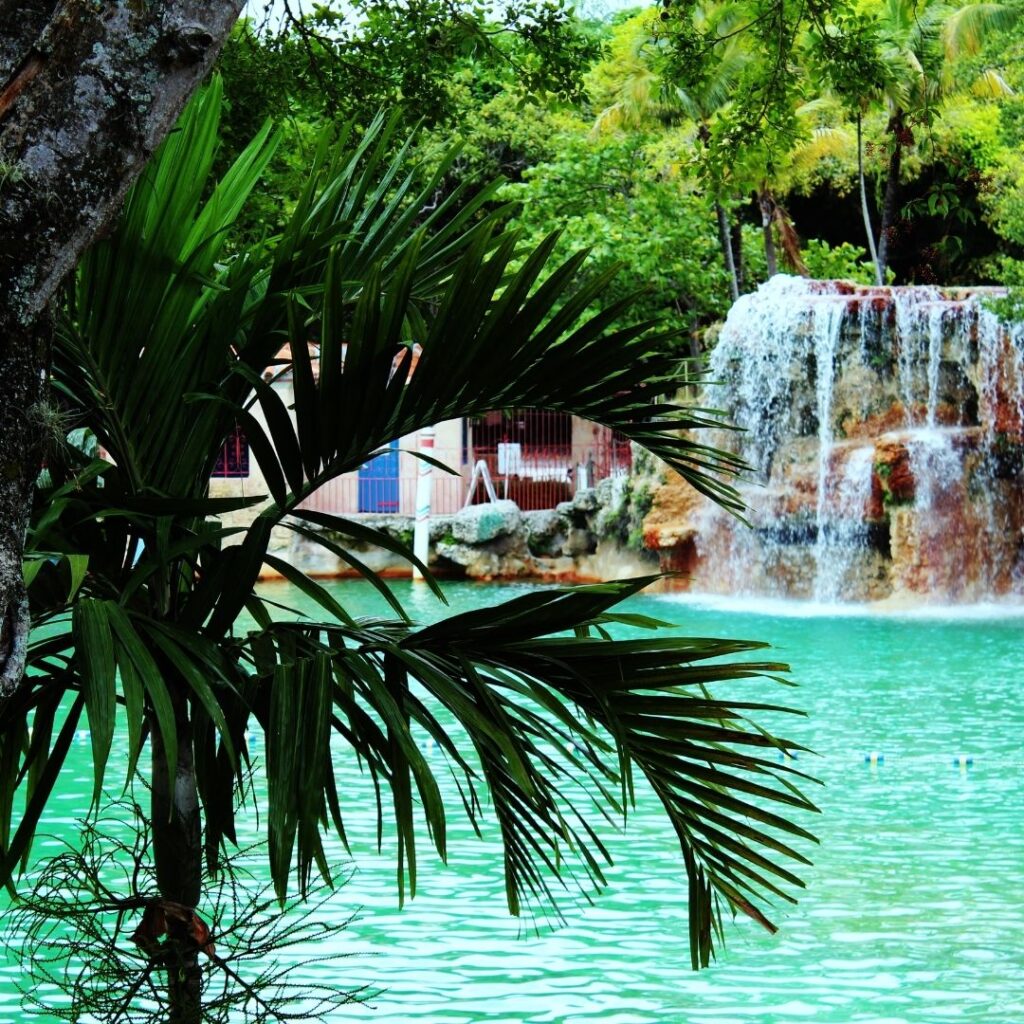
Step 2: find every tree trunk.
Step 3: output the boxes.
[856,112,884,286]
[0,1,243,325]
[759,191,778,277]
[730,219,744,293]
[152,694,203,1024]
[0,1,242,697]
[877,108,906,283]
[0,1,242,1013]
[716,202,740,303]
[0,316,47,696]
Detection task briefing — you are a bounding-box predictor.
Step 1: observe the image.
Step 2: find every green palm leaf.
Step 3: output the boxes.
[231,579,817,966]
[3,84,821,986]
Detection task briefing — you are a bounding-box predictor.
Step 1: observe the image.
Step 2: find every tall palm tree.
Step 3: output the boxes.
[1,81,818,1022]
[867,0,1018,279]
[593,4,755,301]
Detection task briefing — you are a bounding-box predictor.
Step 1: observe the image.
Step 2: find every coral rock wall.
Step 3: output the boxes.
[643,277,1024,602]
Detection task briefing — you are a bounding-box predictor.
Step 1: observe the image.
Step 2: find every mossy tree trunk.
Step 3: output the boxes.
[0,0,241,682]
[0,3,242,1018]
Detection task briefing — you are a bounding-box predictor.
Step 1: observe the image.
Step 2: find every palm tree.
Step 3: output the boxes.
[1,80,818,1022]
[866,0,1018,280]
[593,4,755,301]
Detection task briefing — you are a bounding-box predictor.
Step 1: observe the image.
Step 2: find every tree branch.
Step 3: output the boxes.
[0,0,244,325]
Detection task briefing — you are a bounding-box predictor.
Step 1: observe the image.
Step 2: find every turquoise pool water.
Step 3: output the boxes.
[2,580,1023,1023]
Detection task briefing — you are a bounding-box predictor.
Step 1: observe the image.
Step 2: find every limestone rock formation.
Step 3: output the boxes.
[271,485,655,582]
[523,509,570,557]
[450,500,523,545]
[642,277,1024,603]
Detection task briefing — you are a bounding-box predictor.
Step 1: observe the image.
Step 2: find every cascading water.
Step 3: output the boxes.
[814,445,874,602]
[657,277,1024,603]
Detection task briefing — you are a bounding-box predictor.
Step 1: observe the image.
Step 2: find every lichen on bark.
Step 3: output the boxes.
[0,315,46,695]
[0,0,241,697]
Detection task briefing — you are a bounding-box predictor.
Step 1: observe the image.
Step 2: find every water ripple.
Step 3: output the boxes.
[0,581,1021,1024]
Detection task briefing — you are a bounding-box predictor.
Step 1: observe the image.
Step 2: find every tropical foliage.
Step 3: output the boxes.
[1,79,819,1021]
[6,0,1023,1014]
[215,0,1024,343]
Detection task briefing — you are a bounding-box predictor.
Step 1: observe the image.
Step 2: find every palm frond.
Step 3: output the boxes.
[943,2,1020,60]
[237,579,817,966]
[6,86,823,982]
[59,76,278,497]
[196,202,746,630]
[970,67,1015,98]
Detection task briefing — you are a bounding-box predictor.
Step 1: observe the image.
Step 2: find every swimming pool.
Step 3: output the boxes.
[2,580,1022,1023]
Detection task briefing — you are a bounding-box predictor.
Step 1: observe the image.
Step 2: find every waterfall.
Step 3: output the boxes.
[706,277,822,480]
[677,277,1024,602]
[814,446,874,603]
[702,278,856,595]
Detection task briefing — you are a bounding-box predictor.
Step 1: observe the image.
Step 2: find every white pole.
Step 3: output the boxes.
[412,426,435,581]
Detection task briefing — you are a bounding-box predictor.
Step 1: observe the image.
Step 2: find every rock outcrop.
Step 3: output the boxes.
[643,278,1024,602]
[270,477,658,582]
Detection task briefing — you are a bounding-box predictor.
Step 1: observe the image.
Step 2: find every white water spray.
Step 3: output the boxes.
[691,277,1024,602]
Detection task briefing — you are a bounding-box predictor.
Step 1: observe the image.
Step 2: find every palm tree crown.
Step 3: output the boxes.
[2,78,819,1020]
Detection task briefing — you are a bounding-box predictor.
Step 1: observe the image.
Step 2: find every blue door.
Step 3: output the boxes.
[358,441,400,512]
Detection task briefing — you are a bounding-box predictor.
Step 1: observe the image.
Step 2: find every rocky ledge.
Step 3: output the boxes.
[266,477,658,583]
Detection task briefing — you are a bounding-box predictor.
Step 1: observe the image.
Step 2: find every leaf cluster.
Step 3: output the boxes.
[0,75,820,988]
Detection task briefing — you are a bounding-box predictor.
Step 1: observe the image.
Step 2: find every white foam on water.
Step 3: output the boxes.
[656,589,1024,622]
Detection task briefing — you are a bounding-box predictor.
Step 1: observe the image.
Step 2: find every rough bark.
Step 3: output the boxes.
[0,0,243,326]
[0,317,46,696]
[0,1,57,82]
[0,0,242,696]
